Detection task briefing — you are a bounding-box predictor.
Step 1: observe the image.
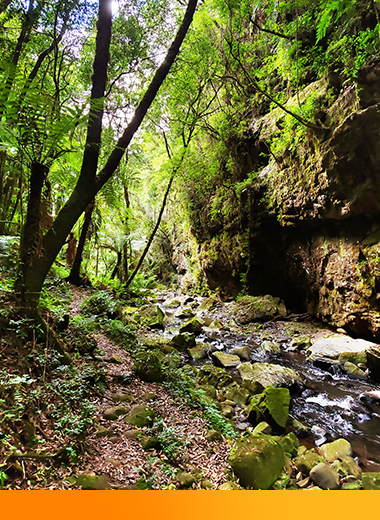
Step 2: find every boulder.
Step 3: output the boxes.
[294,449,326,475]
[179,316,205,335]
[290,337,312,351]
[205,430,224,442]
[332,456,362,479]
[339,351,367,366]
[211,352,240,368]
[362,472,380,490]
[132,350,163,383]
[177,472,196,488]
[231,346,251,361]
[103,406,128,421]
[111,392,135,403]
[342,361,366,380]
[196,365,234,389]
[188,345,208,361]
[141,392,157,402]
[96,426,113,438]
[169,332,196,351]
[366,347,380,382]
[306,335,375,363]
[278,432,299,456]
[76,474,111,490]
[228,433,285,489]
[197,384,217,399]
[218,383,250,405]
[234,295,286,324]
[309,463,340,490]
[238,362,301,391]
[246,386,290,429]
[175,307,195,319]
[319,438,352,462]
[125,405,156,428]
[134,304,164,329]
[138,435,161,450]
[260,341,281,354]
[252,422,272,436]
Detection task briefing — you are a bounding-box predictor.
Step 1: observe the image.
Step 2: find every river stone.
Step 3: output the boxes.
[234,295,287,324]
[332,456,362,478]
[199,296,218,311]
[228,433,285,489]
[177,472,196,488]
[132,350,163,383]
[125,429,141,439]
[319,438,352,462]
[290,336,312,351]
[111,392,135,403]
[366,347,380,382]
[196,365,234,389]
[218,383,250,405]
[134,304,164,329]
[175,307,195,319]
[341,480,362,490]
[188,345,208,360]
[96,426,113,438]
[246,386,290,428]
[238,362,301,390]
[294,449,326,475]
[138,435,161,450]
[170,332,196,350]
[211,352,240,368]
[252,421,272,436]
[362,472,380,490]
[179,316,205,335]
[76,474,111,490]
[260,341,281,354]
[125,405,156,428]
[306,335,375,363]
[279,432,299,456]
[201,479,213,489]
[339,351,367,366]
[342,361,367,380]
[309,462,340,490]
[164,298,181,308]
[103,405,128,420]
[231,346,251,361]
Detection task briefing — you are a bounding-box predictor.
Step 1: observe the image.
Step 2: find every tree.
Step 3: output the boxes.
[14,0,198,326]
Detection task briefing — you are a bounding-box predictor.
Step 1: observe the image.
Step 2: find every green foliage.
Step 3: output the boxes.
[80,290,119,319]
[144,417,193,463]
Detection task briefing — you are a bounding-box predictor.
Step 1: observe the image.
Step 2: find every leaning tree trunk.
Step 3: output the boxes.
[15,0,198,320]
[66,199,94,285]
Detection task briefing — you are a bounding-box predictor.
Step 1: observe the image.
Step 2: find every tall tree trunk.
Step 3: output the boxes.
[66,199,94,285]
[16,0,198,317]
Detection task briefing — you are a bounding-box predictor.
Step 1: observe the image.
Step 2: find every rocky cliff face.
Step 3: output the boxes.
[187,62,380,340]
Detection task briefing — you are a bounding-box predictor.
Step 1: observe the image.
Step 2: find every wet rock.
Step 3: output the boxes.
[103,405,128,421]
[164,298,181,308]
[362,472,380,490]
[234,295,287,324]
[199,296,219,311]
[342,361,367,379]
[366,347,380,382]
[238,361,301,391]
[188,345,208,361]
[125,405,156,428]
[134,304,164,329]
[76,474,111,490]
[306,336,375,363]
[196,365,234,389]
[246,386,290,429]
[201,479,213,489]
[175,307,195,319]
[231,346,251,361]
[179,316,205,335]
[228,433,285,489]
[294,449,326,475]
[96,426,113,438]
[341,479,362,490]
[332,456,362,479]
[309,463,340,490]
[177,472,196,488]
[290,336,312,351]
[260,340,281,354]
[169,332,196,351]
[339,351,367,366]
[319,438,352,462]
[132,350,163,383]
[290,418,311,438]
[211,352,240,368]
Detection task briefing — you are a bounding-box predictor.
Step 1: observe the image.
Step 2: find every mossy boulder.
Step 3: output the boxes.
[76,474,111,490]
[234,295,286,324]
[342,361,366,379]
[228,433,285,489]
[111,392,135,403]
[252,422,272,436]
[332,456,361,479]
[96,426,114,438]
[319,438,352,462]
[125,405,156,428]
[339,351,367,366]
[211,352,240,368]
[290,336,312,351]
[188,345,208,360]
[132,350,163,382]
[169,332,196,351]
[199,295,218,311]
[260,341,281,354]
[294,449,326,475]
[138,435,161,451]
[238,362,301,391]
[134,304,164,329]
[179,316,205,335]
[231,346,251,361]
[218,383,250,405]
[278,432,299,456]
[246,386,290,429]
[309,463,340,490]
[196,365,234,389]
[362,472,380,490]
[197,384,217,399]
[103,405,128,420]
[177,472,197,488]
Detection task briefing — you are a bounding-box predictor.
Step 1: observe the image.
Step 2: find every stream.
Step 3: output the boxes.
[157,293,380,470]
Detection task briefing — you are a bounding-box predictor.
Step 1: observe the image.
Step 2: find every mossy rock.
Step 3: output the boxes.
[252,421,272,436]
[206,429,224,442]
[339,351,367,366]
[218,481,240,490]
[260,341,281,354]
[111,392,135,403]
[188,345,208,360]
[290,336,312,351]
[332,456,361,479]
[319,438,352,462]
[175,307,195,319]
[76,474,111,490]
[294,449,326,475]
[169,332,196,351]
[132,350,163,382]
[342,361,366,379]
[238,362,301,390]
[198,296,218,311]
[278,432,299,456]
[309,463,340,490]
[234,295,286,324]
[134,304,164,329]
[228,433,285,490]
[179,316,205,335]
[362,472,380,490]
[138,435,161,450]
[177,472,197,488]
[197,384,217,399]
[103,405,128,420]
[125,405,156,428]
[96,426,114,438]
[246,386,290,429]
[211,352,240,368]
[218,383,250,405]
[141,392,157,402]
[231,346,251,361]
[196,365,234,389]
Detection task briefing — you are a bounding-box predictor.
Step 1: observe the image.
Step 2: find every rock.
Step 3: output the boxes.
[179,316,205,335]
[197,384,217,399]
[279,432,299,457]
[221,403,234,418]
[211,352,240,368]
[246,386,290,429]
[132,350,163,383]
[366,347,380,382]
[332,456,362,479]
[238,362,301,391]
[138,435,161,450]
[294,449,326,475]
[260,341,281,354]
[134,304,164,329]
[234,295,287,324]
[231,346,251,361]
[319,438,352,462]
[362,472,380,490]
[111,392,135,403]
[196,365,234,389]
[342,361,367,379]
[252,421,272,436]
[199,296,218,311]
[141,392,157,402]
[201,479,213,489]
[290,418,311,438]
[228,433,285,489]
[218,481,240,490]
[125,429,141,439]
[76,474,111,490]
[103,405,128,420]
[306,335,375,363]
[96,426,113,438]
[175,307,195,319]
[205,430,224,442]
[309,463,340,490]
[341,480,362,490]
[177,472,196,488]
[188,346,208,360]
[125,405,156,428]
[164,298,181,308]
[109,356,123,364]
[339,351,367,366]
[169,332,196,350]
[218,383,250,405]
[290,336,312,351]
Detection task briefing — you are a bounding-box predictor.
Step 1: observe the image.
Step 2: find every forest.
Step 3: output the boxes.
[1,0,380,490]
